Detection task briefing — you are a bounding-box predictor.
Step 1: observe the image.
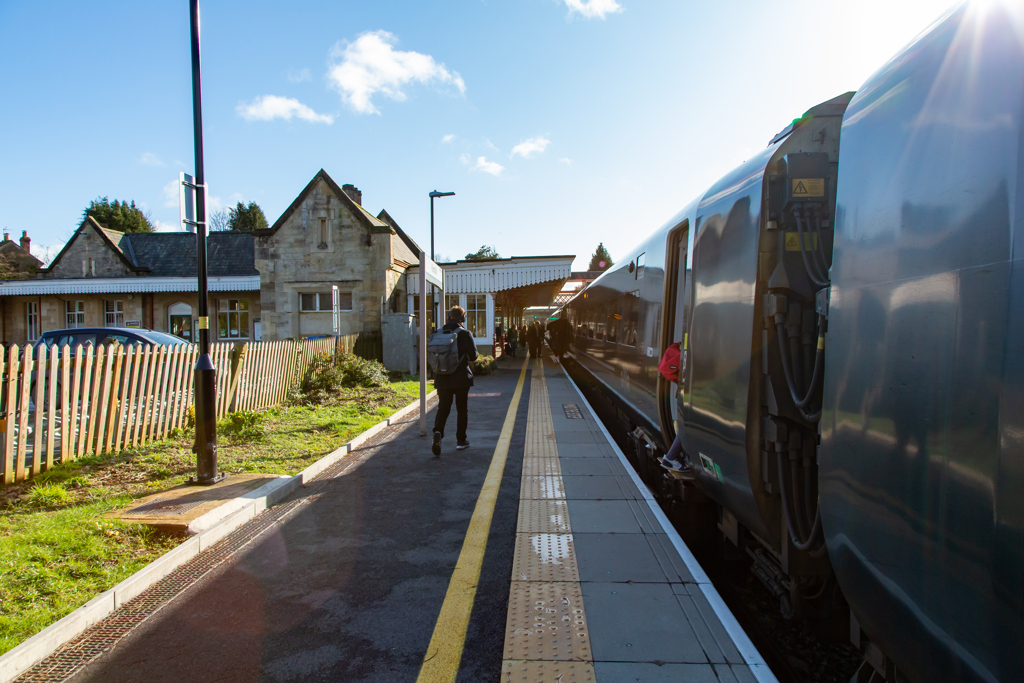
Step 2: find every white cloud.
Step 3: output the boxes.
[473,156,504,176]
[441,133,455,143]
[485,138,499,152]
[236,95,334,124]
[460,153,471,165]
[564,0,622,19]
[162,179,179,208]
[139,152,165,167]
[558,157,573,165]
[287,67,311,83]
[153,219,179,233]
[327,30,465,115]
[511,136,551,159]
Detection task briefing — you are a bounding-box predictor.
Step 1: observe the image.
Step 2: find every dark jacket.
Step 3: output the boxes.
[434,321,479,389]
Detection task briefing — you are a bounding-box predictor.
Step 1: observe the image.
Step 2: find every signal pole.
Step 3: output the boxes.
[188,0,222,484]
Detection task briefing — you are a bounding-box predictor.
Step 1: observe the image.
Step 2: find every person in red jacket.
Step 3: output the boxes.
[657,342,693,477]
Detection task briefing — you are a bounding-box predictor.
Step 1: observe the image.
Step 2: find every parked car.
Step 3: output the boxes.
[28,328,188,411]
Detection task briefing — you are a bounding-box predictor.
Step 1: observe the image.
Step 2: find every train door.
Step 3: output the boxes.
[658,221,690,444]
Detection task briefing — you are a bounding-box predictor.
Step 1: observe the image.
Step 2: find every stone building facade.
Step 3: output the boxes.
[0,217,260,346]
[253,169,419,340]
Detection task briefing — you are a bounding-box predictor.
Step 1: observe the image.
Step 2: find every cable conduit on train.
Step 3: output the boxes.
[773,316,825,415]
[794,208,830,287]
[777,454,824,552]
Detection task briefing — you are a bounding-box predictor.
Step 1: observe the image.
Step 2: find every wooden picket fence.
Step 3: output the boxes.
[0,335,340,484]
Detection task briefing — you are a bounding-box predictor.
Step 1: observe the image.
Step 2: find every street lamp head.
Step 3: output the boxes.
[429,190,456,198]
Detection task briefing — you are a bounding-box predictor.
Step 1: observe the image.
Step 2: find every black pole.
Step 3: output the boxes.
[188,0,222,485]
[430,195,435,262]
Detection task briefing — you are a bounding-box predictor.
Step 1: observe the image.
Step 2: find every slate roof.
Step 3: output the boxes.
[125,232,258,277]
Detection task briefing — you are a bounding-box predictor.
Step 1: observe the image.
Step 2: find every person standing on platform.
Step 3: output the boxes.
[507,325,519,358]
[431,305,479,456]
[525,323,537,358]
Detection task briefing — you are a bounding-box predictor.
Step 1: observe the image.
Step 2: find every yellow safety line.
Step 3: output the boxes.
[416,356,530,683]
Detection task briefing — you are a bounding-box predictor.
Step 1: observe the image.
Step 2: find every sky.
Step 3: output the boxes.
[0,0,958,271]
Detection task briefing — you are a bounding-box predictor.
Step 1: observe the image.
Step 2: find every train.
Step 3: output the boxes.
[558,3,1023,682]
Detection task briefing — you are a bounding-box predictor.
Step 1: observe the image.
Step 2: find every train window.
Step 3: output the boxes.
[607,298,621,344]
[635,253,645,280]
[621,291,639,346]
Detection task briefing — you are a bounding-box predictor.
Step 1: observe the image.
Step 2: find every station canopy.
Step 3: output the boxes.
[408,254,574,323]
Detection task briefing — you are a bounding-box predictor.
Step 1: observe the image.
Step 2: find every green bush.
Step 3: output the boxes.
[471,355,498,376]
[301,352,388,394]
[219,410,265,442]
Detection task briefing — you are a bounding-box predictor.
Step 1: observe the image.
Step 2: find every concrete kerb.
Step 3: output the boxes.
[0,390,436,683]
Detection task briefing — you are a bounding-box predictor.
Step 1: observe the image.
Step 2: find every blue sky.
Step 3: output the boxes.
[0,0,955,270]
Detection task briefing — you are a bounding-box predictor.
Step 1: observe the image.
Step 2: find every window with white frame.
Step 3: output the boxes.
[218,299,250,339]
[466,294,486,338]
[66,301,85,328]
[26,302,40,341]
[104,300,124,327]
[300,291,351,312]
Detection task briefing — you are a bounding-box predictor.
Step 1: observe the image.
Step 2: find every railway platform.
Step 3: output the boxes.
[15,353,772,683]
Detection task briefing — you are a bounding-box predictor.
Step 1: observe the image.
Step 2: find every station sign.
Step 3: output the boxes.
[424,258,444,289]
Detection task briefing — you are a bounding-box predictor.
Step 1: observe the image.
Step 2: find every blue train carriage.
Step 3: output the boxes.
[564,1,1024,681]
[821,2,1024,682]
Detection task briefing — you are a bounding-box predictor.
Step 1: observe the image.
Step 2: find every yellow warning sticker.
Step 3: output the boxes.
[197,316,209,330]
[792,178,825,197]
[784,232,818,251]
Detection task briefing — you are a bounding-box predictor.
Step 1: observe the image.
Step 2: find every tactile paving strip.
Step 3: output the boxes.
[518,499,571,533]
[12,413,421,683]
[501,660,596,682]
[523,457,562,476]
[503,582,591,662]
[511,533,580,583]
[521,475,565,500]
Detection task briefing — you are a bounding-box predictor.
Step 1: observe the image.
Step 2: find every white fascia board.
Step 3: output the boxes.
[407,256,573,295]
[0,275,261,296]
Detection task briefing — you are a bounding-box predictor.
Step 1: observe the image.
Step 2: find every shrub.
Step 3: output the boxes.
[301,352,388,394]
[219,410,265,442]
[471,355,498,376]
[28,483,72,508]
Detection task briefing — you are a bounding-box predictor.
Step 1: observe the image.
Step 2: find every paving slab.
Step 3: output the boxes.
[580,582,708,663]
[594,661,721,682]
[558,457,628,476]
[561,475,641,500]
[555,443,616,458]
[565,499,658,534]
[573,533,677,583]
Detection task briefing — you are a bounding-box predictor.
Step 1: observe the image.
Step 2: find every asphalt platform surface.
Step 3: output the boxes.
[66,361,530,683]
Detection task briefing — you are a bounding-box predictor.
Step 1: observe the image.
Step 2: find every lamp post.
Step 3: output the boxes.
[428,190,454,328]
[188,0,222,485]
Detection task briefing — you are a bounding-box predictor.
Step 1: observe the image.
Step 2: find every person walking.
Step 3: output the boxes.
[432,305,479,456]
[507,325,519,358]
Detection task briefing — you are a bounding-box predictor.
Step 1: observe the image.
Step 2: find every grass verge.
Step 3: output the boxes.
[0,379,420,656]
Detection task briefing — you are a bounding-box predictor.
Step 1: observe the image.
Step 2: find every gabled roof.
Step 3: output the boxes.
[0,239,43,267]
[258,168,391,236]
[44,216,149,274]
[377,208,422,256]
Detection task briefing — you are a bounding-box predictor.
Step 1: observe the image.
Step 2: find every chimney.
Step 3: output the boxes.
[2,232,8,242]
[20,231,30,252]
[341,184,362,206]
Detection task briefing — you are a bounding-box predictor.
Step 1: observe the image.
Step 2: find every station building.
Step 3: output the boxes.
[0,169,572,354]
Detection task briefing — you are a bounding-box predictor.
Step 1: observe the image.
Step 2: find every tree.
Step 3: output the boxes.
[226,201,269,232]
[83,197,153,233]
[588,243,614,271]
[208,208,231,232]
[464,245,500,261]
